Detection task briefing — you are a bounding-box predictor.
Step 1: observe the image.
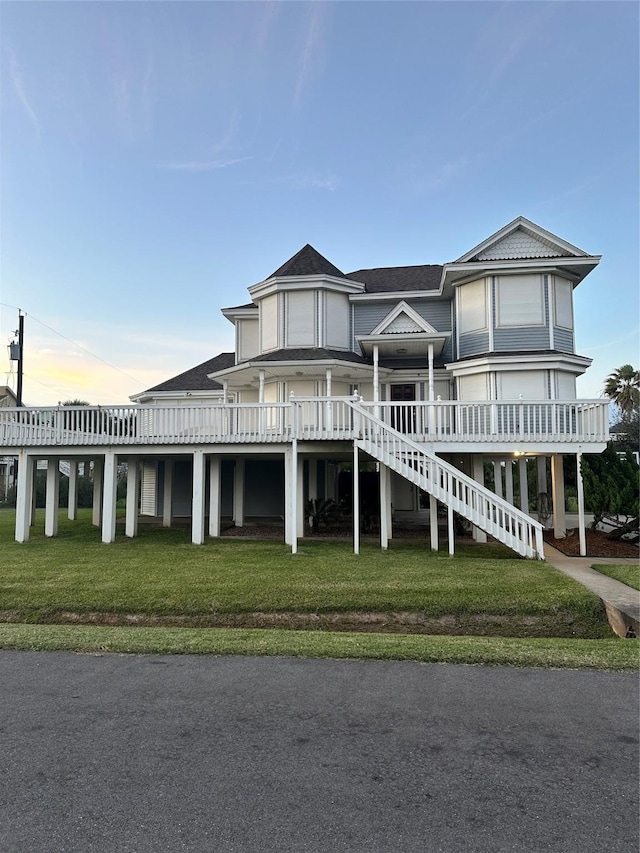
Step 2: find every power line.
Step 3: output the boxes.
[1,303,143,385]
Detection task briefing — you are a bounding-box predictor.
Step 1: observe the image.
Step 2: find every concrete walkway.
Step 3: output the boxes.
[544,543,640,637]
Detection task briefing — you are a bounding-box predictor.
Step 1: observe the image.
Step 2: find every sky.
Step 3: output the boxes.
[1,0,638,406]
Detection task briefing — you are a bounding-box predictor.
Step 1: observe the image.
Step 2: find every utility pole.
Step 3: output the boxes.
[17,311,24,407]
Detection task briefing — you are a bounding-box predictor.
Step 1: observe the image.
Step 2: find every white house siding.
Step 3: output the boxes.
[238,319,260,362]
[286,291,316,347]
[260,294,279,352]
[325,291,350,349]
[141,461,158,516]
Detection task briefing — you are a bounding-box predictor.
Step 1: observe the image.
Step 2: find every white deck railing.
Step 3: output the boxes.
[0,398,609,448]
[359,399,610,444]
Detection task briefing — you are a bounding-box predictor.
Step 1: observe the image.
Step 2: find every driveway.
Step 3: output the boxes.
[0,651,637,852]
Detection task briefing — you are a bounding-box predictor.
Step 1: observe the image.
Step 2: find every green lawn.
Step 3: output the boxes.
[0,509,611,641]
[0,624,635,671]
[593,563,640,592]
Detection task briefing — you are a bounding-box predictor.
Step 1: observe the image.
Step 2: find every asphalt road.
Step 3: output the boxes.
[0,651,637,853]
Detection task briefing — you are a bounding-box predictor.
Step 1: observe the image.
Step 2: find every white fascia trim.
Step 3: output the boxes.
[442,257,601,290]
[208,358,375,381]
[369,300,439,335]
[445,353,592,378]
[349,289,443,302]
[454,217,591,263]
[221,306,258,324]
[357,332,451,344]
[248,275,365,300]
[130,390,225,403]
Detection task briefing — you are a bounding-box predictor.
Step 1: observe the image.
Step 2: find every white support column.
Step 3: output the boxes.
[45,459,60,538]
[284,449,293,546]
[163,459,173,528]
[428,342,434,401]
[233,458,245,527]
[373,344,380,419]
[429,494,439,551]
[125,457,140,538]
[101,451,118,544]
[191,449,206,545]
[537,456,548,496]
[92,457,104,527]
[551,453,566,539]
[518,457,529,514]
[67,460,78,521]
[296,455,305,538]
[325,368,333,433]
[30,461,37,527]
[447,480,455,556]
[353,444,360,555]
[505,460,514,505]
[576,452,587,557]
[258,370,265,403]
[15,451,34,543]
[493,459,503,499]
[472,455,487,543]
[290,442,298,554]
[209,455,221,538]
[379,462,389,550]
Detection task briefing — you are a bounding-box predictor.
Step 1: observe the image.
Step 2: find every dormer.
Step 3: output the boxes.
[445,217,601,360]
[246,245,365,354]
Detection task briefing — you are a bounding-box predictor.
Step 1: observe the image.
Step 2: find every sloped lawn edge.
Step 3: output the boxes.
[0,624,636,671]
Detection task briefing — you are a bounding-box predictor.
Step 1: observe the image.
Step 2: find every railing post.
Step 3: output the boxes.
[289,392,297,440]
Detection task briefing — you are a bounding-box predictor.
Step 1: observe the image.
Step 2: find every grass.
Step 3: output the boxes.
[0,624,636,671]
[0,508,636,668]
[593,563,640,592]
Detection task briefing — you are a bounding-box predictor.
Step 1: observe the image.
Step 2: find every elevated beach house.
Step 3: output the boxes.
[2,217,608,558]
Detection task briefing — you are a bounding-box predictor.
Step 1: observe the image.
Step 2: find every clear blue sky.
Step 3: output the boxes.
[1,1,638,405]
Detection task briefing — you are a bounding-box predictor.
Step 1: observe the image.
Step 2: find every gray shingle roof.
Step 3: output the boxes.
[346,264,443,293]
[251,348,370,365]
[222,302,256,311]
[144,352,235,393]
[270,245,345,279]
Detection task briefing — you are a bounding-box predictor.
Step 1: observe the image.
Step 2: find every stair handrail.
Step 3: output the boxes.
[345,398,545,559]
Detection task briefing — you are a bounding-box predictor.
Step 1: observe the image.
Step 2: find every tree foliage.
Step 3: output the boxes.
[604,364,640,415]
[582,444,639,533]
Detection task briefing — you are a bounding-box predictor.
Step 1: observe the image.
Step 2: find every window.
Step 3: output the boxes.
[497,275,544,327]
[458,280,487,333]
[554,278,573,329]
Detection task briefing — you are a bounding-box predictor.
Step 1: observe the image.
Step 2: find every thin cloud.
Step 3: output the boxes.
[293,3,329,109]
[159,157,251,172]
[8,47,40,138]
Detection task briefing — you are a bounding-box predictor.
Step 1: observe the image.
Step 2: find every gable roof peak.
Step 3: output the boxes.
[269,244,345,279]
[455,217,591,263]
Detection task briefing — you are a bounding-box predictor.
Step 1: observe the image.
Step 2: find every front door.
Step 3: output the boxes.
[390,384,416,433]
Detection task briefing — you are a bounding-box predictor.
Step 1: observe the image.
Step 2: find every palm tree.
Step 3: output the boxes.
[604,365,640,416]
